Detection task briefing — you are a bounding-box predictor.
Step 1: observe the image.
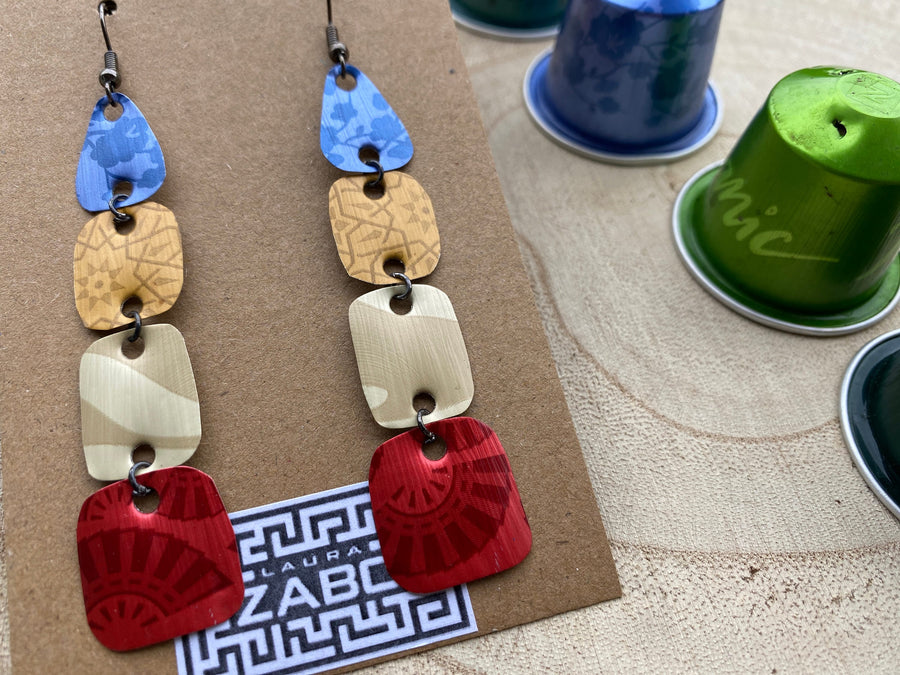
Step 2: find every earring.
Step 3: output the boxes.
[73,2,244,651]
[321,1,532,594]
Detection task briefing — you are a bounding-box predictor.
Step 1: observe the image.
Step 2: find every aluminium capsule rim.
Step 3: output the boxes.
[672,161,900,336]
[523,48,723,165]
[450,0,561,39]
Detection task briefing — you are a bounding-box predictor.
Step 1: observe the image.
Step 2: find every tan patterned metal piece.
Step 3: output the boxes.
[74,202,184,329]
[329,172,440,284]
[79,324,201,481]
[349,285,473,428]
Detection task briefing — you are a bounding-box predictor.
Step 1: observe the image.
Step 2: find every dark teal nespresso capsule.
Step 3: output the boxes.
[841,329,900,520]
[524,0,724,163]
[674,67,900,335]
[450,0,566,39]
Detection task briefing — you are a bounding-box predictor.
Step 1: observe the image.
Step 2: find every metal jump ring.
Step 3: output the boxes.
[417,409,437,445]
[339,53,347,79]
[129,460,152,497]
[364,159,384,188]
[390,272,412,301]
[124,310,142,342]
[108,193,131,223]
[104,80,117,107]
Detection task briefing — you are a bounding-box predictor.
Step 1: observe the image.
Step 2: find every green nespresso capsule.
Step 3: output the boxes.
[674,67,900,335]
[841,329,900,520]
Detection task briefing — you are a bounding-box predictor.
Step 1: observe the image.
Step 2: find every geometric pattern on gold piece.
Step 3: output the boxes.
[329,173,440,285]
[74,202,184,330]
[348,285,473,428]
[79,324,201,481]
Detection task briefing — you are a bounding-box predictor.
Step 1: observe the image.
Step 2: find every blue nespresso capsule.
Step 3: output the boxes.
[524,0,724,164]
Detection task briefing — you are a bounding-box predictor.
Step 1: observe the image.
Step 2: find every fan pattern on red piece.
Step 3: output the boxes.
[368,417,532,593]
[77,466,244,651]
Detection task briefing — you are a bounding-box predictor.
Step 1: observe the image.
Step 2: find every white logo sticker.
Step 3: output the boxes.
[176,482,477,675]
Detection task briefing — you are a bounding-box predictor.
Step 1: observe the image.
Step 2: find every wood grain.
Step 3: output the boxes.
[74,202,184,330]
[349,285,474,428]
[329,172,441,284]
[80,324,201,481]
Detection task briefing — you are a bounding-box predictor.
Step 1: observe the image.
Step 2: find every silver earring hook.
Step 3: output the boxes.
[325,0,349,77]
[98,1,117,51]
[97,2,121,105]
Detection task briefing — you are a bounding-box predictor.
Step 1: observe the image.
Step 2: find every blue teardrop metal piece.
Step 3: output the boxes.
[320,64,414,173]
[75,93,166,212]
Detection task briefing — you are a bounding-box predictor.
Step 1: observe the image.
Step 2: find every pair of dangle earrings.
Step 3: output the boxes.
[70,0,532,653]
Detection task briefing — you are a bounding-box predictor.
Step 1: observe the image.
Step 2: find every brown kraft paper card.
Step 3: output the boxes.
[0,0,621,671]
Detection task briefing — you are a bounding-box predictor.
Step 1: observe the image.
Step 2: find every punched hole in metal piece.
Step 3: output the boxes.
[112,213,135,234]
[364,180,385,199]
[413,398,446,461]
[112,180,133,198]
[389,274,413,314]
[360,148,385,198]
[131,443,156,466]
[383,258,406,277]
[358,145,380,164]
[413,392,436,414]
[336,72,357,91]
[121,296,142,319]
[129,458,160,513]
[120,298,144,358]
[133,488,160,513]
[121,336,144,359]
[387,264,412,313]
[422,435,447,461]
[389,296,412,314]
[103,100,124,121]
[833,119,847,138]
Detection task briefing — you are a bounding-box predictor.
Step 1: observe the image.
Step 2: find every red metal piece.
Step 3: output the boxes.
[76,466,244,651]
[368,417,532,593]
